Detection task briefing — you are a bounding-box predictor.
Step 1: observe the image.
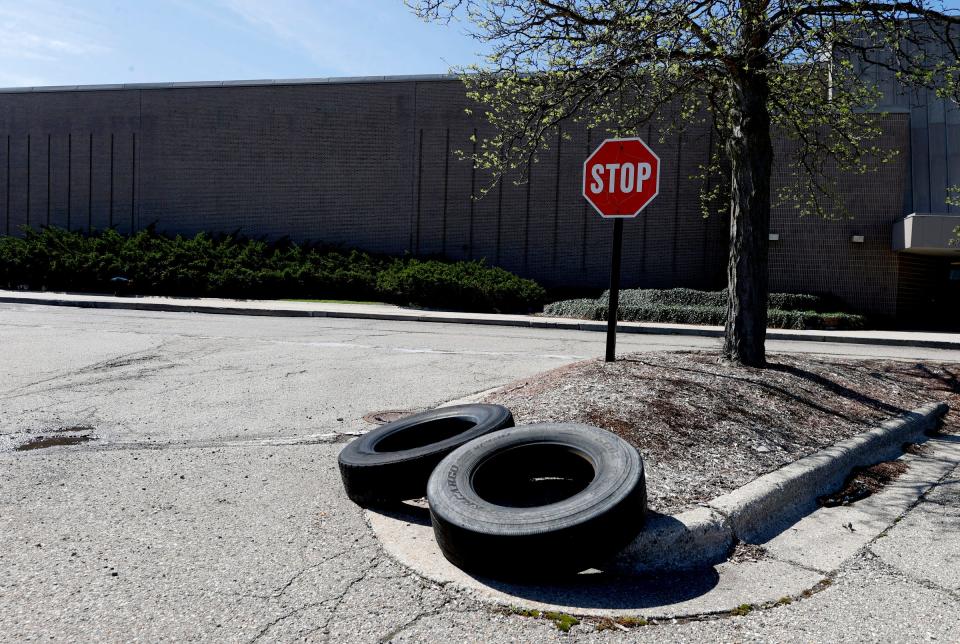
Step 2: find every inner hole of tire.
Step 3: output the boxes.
[374,417,477,452]
[472,443,596,508]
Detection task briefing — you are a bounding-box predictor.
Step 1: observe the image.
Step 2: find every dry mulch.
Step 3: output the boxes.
[483,350,960,514]
[818,460,910,507]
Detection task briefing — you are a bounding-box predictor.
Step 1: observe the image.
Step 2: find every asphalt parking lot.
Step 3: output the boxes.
[2,304,959,642]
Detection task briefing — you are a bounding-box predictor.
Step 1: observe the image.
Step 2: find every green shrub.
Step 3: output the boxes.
[544,288,864,330]
[590,287,828,312]
[768,292,825,312]
[543,298,602,319]
[0,235,29,285]
[0,226,544,313]
[376,258,546,313]
[606,288,727,308]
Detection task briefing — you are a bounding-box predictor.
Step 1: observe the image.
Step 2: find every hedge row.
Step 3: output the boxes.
[588,287,829,313]
[0,226,546,313]
[545,292,865,330]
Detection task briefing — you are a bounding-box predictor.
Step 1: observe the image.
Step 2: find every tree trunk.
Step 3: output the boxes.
[723,69,773,367]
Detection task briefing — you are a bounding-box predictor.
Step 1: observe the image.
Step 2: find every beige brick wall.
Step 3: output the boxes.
[0,79,917,316]
[768,114,911,316]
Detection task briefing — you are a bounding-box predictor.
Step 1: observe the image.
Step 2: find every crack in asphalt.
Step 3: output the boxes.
[247,546,373,602]
[266,530,468,644]
[0,340,188,401]
[6,308,958,641]
[1,334,243,393]
[311,552,387,643]
[244,549,383,644]
[53,432,355,454]
[8,430,349,459]
[376,591,455,643]
[760,551,830,576]
[0,352,167,400]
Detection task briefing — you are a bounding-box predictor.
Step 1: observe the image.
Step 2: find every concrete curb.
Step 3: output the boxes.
[611,507,734,573]
[366,428,960,618]
[613,401,949,572]
[3,291,960,350]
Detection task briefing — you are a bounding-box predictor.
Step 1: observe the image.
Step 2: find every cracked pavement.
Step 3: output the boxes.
[1,304,959,642]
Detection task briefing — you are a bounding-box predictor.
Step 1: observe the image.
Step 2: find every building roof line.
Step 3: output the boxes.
[0,74,461,94]
[0,76,914,116]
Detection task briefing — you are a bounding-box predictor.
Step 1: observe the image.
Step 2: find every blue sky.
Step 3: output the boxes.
[3,1,960,89]
[0,1,485,87]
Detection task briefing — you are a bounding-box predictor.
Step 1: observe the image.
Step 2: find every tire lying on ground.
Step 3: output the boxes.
[338,404,514,507]
[427,423,647,579]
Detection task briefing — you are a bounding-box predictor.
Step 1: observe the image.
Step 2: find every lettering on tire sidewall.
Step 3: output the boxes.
[445,464,480,510]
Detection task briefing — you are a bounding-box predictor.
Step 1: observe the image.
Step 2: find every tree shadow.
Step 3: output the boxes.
[622,357,910,422]
[911,364,960,394]
[765,363,909,417]
[931,433,960,443]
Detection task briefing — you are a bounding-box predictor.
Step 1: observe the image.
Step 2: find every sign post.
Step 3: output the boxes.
[605,218,624,362]
[582,137,661,362]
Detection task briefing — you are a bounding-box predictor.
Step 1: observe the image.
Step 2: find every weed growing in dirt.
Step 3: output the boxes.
[504,607,580,632]
[543,611,580,632]
[595,615,651,631]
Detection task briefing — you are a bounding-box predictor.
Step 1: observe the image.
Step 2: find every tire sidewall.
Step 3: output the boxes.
[427,423,642,534]
[337,404,514,506]
[426,423,647,576]
[339,404,514,468]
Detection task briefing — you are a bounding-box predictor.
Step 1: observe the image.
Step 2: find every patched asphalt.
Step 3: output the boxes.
[2,304,959,642]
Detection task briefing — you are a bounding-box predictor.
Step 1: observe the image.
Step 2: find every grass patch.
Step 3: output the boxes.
[615,616,649,627]
[543,611,580,633]
[504,607,580,632]
[730,604,754,616]
[506,607,541,618]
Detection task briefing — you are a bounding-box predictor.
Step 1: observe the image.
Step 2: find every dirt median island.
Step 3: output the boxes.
[482,350,960,514]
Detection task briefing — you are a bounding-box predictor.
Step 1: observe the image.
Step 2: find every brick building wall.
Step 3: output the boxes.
[768,113,911,316]
[0,77,912,315]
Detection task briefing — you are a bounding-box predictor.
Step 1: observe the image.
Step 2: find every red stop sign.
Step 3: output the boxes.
[582,137,660,217]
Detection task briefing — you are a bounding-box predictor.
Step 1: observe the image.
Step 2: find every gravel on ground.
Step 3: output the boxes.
[483,350,960,514]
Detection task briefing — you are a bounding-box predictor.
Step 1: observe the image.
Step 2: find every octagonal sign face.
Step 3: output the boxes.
[582,137,660,218]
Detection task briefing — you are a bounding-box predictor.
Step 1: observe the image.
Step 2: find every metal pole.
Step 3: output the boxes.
[605,218,624,362]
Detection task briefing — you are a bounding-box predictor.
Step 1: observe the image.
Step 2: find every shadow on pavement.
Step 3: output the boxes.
[466,567,721,610]
[366,504,722,610]
[368,499,432,527]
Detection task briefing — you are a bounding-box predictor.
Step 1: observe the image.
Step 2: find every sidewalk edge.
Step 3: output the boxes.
[2,293,958,350]
[614,401,949,572]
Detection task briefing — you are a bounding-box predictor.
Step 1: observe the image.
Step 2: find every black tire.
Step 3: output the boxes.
[427,423,647,579]
[338,404,514,507]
